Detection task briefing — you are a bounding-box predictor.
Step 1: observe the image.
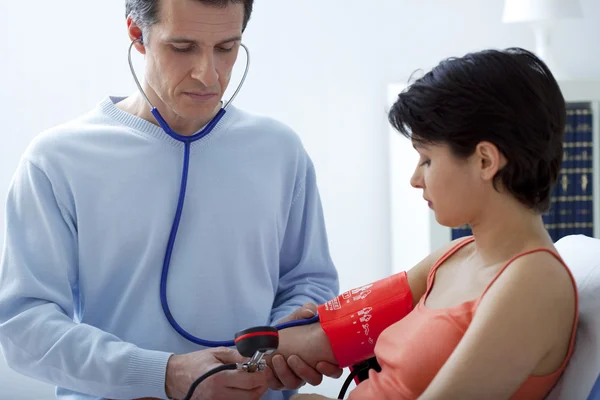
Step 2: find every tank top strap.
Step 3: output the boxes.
[474,247,579,371]
[476,247,566,301]
[425,236,475,293]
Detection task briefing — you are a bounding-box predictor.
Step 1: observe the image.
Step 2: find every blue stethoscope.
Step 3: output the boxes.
[127,37,318,348]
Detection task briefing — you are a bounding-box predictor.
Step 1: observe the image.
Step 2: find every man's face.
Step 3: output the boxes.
[143,0,244,121]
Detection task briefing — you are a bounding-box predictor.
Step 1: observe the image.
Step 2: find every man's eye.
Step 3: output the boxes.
[217,46,234,53]
[172,46,193,53]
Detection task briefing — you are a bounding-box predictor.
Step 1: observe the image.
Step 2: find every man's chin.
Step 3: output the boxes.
[177,103,222,121]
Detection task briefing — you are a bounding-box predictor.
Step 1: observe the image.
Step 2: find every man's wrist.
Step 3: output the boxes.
[165,354,182,399]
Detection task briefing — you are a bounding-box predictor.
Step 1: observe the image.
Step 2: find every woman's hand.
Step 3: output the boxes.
[266,303,341,390]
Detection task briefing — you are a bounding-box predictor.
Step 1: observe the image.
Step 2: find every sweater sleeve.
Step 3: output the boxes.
[0,158,172,399]
[270,159,339,324]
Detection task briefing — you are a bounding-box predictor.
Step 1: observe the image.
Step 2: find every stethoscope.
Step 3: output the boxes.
[127,36,359,399]
[127,37,318,347]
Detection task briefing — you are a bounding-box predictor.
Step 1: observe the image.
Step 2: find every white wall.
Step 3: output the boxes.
[0,0,599,398]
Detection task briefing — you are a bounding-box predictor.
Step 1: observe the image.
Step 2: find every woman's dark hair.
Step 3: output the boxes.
[389,47,566,213]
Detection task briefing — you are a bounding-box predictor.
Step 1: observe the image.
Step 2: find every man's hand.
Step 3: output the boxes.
[268,303,343,390]
[165,347,268,400]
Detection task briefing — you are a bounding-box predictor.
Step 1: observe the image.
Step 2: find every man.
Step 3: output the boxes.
[0,1,340,399]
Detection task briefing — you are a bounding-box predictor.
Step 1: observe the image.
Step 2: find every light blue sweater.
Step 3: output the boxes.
[0,97,339,399]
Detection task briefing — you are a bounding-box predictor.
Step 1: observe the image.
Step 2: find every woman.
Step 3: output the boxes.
[278,47,579,399]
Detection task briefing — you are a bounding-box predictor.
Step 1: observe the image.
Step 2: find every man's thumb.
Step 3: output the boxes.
[214,347,246,363]
[291,303,317,320]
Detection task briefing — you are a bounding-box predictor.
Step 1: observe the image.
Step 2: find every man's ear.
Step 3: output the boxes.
[475,141,507,181]
[126,16,146,55]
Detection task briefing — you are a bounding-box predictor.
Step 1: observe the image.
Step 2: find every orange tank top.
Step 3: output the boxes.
[348,237,579,400]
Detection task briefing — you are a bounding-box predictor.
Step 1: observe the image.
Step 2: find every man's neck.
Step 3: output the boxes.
[116,90,221,136]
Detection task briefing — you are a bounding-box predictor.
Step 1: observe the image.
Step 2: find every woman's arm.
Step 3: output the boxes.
[419,251,576,399]
[270,239,468,384]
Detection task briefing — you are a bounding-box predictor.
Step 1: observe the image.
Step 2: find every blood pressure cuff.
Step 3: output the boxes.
[317,271,413,368]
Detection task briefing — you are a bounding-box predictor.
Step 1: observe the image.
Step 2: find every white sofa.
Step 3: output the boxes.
[547,234,600,400]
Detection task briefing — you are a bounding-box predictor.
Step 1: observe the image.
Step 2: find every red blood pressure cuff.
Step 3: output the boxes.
[317,271,413,368]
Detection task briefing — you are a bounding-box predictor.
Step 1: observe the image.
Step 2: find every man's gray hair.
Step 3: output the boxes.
[125,0,253,35]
